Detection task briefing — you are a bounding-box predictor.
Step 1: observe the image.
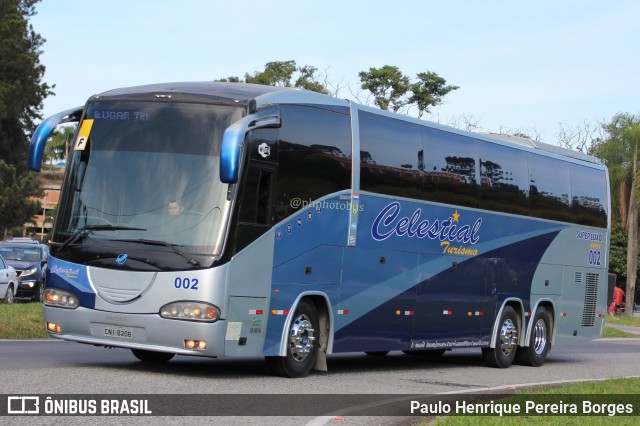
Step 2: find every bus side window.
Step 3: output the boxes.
[256,169,272,225]
[239,165,273,225]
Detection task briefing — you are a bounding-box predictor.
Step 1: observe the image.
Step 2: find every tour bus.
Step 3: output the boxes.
[28,82,610,377]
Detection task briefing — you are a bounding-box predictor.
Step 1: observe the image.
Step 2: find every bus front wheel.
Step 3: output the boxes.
[482,306,519,368]
[266,299,319,378]
[131,349,175,363]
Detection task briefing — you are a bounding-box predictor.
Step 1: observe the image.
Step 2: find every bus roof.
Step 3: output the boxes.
[481,133,601,165]
[93,81,349,111]
[92,82,602,166]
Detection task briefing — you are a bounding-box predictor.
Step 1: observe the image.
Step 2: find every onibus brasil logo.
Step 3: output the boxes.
[371,202,482,256]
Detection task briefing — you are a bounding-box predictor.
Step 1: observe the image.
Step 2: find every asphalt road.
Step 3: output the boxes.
[1,336,639,425]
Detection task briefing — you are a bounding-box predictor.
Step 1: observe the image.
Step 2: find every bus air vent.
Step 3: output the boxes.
[574,271,584,284]
[581,273,598,327]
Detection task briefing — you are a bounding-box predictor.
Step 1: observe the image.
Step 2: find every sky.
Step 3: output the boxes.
[30,0,640,146]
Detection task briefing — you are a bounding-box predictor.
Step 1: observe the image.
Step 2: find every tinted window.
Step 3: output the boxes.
[479,143,528,215]
[238,166,273,225]
[230,162,275,256]
[570,164,608,227]
[360,111,423,199]
[422,127,479,207]
[275,105,351,220]
[528,153,572,222]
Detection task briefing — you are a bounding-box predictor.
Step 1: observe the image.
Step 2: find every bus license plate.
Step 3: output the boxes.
[104,325,133,339]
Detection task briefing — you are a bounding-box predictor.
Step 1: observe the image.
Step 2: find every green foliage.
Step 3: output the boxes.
[217,60,329,94]
[0,159,41,229]
[592,113,640,218]
[592,113,640,309]
[410,71,459,117]
[218,61,458,114]
[359,65,458,116]
[0,0,53,235]
[608,224,631,281]
[358,65,410,112]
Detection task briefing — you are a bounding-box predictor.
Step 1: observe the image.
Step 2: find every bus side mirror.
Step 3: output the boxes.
[220,106,280,184]
[28,107,83,172]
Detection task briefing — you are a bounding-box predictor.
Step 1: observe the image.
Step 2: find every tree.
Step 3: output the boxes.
[0,0,53,237]
[358,65,410,112]
[409,71,459,118]
[217,60,329,94]
[592,113,640,317]
[358,65,458,116]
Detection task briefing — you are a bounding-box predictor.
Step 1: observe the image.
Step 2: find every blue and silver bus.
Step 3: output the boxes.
[29,82,610,377]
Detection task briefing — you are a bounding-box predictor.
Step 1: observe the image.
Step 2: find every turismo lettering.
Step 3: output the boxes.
[371,202,482,245]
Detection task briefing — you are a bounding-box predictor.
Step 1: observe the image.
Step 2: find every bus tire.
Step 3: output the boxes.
[266,299,319,378]
[131,349,175,363]
[482,306,519,368]
[516,307,552,367]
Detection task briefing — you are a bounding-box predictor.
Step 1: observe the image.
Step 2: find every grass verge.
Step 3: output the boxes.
[430,378,640,425]
[602,326,637,337]
[605,315,640,327]
[0,302,49,339]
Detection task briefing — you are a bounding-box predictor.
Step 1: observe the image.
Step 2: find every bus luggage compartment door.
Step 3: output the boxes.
[224,297,267,356]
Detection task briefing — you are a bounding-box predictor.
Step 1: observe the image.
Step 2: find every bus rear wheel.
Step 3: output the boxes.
[482,306,519,368]
[131,349,175,363]
[266,299,319,378]
[516,307,551,367]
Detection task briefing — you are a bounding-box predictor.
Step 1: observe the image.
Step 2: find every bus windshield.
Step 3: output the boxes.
[53,101,244,261]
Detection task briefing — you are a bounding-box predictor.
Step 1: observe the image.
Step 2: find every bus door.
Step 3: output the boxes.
[229,130,277,255]
[411,254,492,348]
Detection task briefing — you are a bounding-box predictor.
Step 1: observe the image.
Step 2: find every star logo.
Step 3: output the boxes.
[452,210,460,222]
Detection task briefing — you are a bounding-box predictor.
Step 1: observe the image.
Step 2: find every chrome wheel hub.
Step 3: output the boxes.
[288,314,315,362]
[499,318,518,356]
[532,318,547,355]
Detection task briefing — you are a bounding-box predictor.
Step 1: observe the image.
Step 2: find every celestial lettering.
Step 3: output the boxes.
[371,202,482,251]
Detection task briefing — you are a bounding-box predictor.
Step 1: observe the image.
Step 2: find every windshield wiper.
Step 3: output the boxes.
[112,238,200,267]
[58,225,147,252]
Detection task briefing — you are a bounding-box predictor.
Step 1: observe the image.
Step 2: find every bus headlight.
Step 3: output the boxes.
[160,301,220,322]
[44,289,79,309]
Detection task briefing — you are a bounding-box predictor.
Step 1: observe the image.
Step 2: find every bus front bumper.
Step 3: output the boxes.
[43,305,228,357]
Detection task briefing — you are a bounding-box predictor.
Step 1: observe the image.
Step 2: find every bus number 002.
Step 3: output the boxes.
[174,277,199,290]
[588,250,601,266]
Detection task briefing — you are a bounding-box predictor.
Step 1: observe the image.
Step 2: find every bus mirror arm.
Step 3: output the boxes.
[28,107,84,172]
[219,106,280,184]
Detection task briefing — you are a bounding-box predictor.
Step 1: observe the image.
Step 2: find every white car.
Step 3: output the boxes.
[0,254,18,304]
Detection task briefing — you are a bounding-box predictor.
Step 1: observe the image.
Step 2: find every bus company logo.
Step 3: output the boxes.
[371,202,482,256]
[51,265,80,279]
[258,142,271,158]
[116,253,128,265]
